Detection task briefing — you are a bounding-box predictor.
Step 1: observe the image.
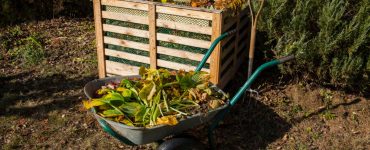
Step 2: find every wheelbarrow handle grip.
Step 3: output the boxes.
[278,55,295,63]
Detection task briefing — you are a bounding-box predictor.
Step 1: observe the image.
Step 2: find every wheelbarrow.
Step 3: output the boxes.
[84,29,294,149]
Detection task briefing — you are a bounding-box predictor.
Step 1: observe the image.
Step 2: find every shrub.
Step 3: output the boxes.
[1,25,45,67]
[256,0,369,91]
[19,36,45,66]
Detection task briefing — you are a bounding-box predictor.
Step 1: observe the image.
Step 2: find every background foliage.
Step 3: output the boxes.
[0,0,92,26]
[256,0,369,91]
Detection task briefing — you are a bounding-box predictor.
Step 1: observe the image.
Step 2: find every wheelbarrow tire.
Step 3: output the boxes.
[157,138,206,150]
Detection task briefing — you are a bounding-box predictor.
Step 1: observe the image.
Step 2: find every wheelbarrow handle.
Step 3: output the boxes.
[278,55,295,63]
[229,55,295,106]
[195,29,237,72]
[208,55,295,149]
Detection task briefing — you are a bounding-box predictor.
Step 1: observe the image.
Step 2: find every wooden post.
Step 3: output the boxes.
[148,4,157,69]
[94,0,106,78]
[210,13,222,86]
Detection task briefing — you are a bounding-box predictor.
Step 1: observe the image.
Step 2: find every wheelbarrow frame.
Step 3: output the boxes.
[84,29,294,148]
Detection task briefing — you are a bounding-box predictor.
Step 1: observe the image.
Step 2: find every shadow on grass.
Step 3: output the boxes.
[212,96,291,150]
[209,56,292,149]
[0,71,96,118]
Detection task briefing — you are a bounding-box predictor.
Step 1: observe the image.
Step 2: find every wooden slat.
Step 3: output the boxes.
[239,7,248,18]
[101,0,148,11]
[220,66,234,88]
[233,13,241,74]
[156,6,213,20]
[94,0,106,78]
[223,18,237,32]
[106,60,140,76]
[104,36,149,51]
[235,50,246,72]
[102,11,148,25]
[238,41,248,54]
[156,19,212,35]
[105,49,150,63]
[157,33,211,49]
[210,13,222,85]
[157,60,210,72]
[240,25,249,38]
[103,24,149,38]
[240,18,249,30]
[157,46,210,63]
[221,34,235,47]
[222,43,235,60]
[221,57,233,73]
[148,4,157,69]
[106,73,116,77]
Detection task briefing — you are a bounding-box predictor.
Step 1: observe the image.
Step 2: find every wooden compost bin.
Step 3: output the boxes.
[93,0,250,88]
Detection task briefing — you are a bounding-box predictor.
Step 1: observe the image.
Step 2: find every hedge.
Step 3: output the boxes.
[256,0,369,91]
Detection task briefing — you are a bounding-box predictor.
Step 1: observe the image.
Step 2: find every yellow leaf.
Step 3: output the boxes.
[83,99,105,109]
[116,87,126,92]
[157,116,179,126]
[97,88,112,95]
[121,119,134,126]
[208,100,224,109]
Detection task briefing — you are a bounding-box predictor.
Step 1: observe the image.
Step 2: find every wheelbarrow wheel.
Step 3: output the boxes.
[157,138,206,150]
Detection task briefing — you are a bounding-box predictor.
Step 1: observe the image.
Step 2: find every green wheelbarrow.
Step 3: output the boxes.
[84,29,294,149]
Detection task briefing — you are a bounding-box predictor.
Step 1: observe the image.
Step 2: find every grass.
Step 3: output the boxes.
[305,127,320,140]
[1,28,45,67]
[18,36,45,66]
[321,111,336,120]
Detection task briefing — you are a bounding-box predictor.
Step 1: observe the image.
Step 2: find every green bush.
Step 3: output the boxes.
[257,0,369,91]
[0,32,45,67]
[20,36,45,66]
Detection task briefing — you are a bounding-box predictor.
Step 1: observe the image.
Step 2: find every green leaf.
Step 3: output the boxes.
[152,105,160,124]
[102,92,125,102]
[122,89,132,98]
[120,79,133,88]
[119,102,145,117]
[101,109,124,117]
[121,119,134,126]
[134,106,147,122]
[159,69,171,79]
[97,88,113,95]
[178,74,197,89]
[139,82,156,101]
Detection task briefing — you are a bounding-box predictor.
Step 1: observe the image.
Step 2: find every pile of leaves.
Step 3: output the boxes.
[155,0,246,14]
[83,67,228,127]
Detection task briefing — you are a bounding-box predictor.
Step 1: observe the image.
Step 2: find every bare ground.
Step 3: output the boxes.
[0,18,369,150]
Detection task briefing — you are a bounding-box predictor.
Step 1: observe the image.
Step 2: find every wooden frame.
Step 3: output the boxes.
[93,0,249,88]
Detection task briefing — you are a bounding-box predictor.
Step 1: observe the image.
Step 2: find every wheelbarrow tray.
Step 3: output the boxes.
[84,76,228,145]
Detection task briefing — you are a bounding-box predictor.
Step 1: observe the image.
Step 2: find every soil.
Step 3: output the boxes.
[1,18,369,150]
